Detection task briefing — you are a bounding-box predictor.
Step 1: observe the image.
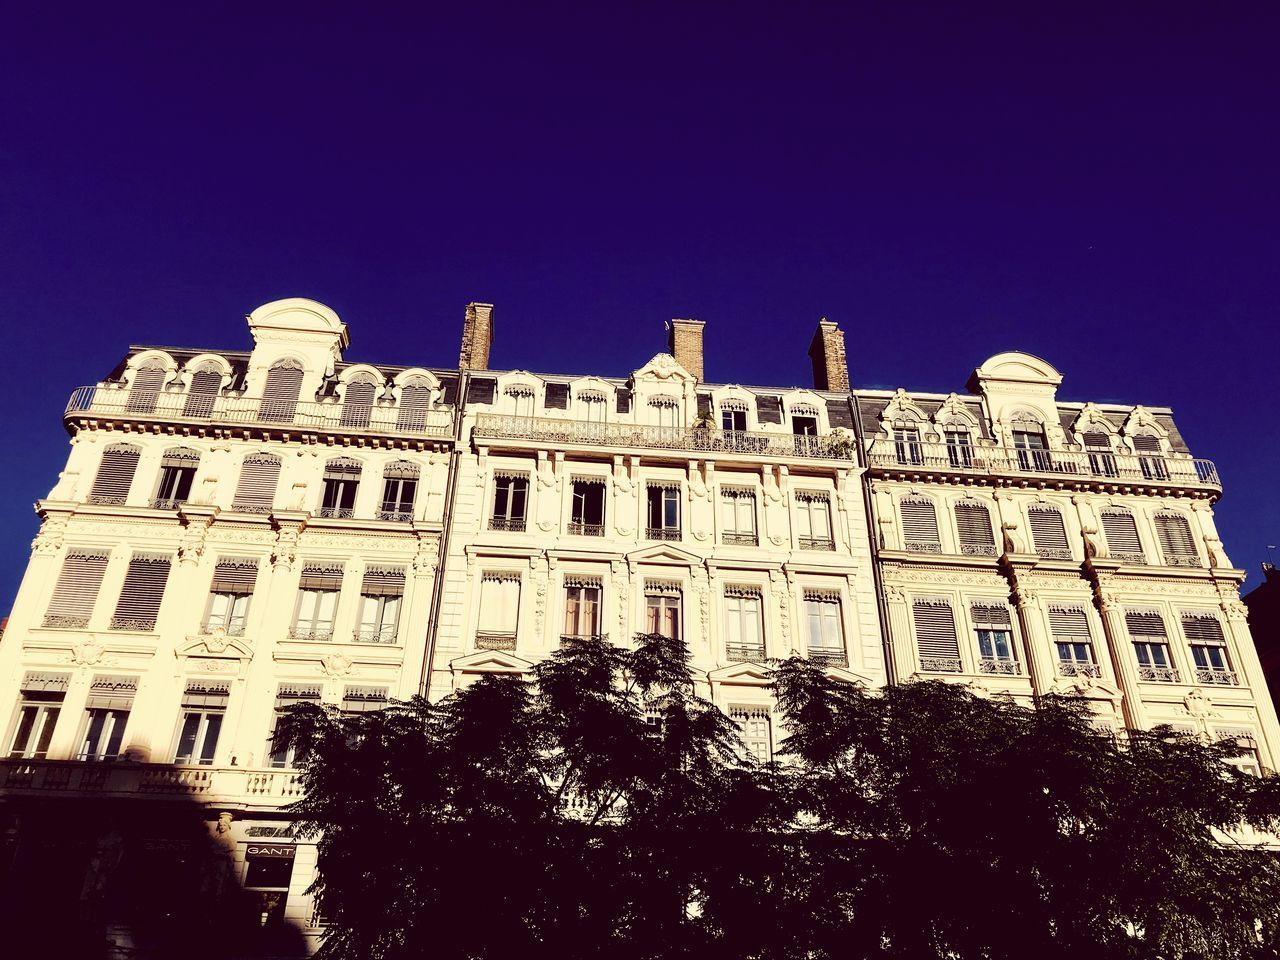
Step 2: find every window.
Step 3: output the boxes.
[721,404,747,432]
[650,396,680,428]
[1082,431,1118,477]
[1049,606,1098,677]
[355,567,405,643]
[1154,512,1199,567]
[183,363,223,418]
[7,673,68,759]
[804,590,845,665]
[1012,423,1051,471]
[43,549,109,628]
[1216,729,1262,777]
[232,453,282,514]
[646,484,681,540]
[730,705,772,763]
[944,426,973,467]
[900,497,941,553]
[243,843,297,929]
[379,461,418,521]
[292,564,342,640]
[319,458,361,518]
[1027,507,1071,560]
[205,559,258,636]
[1126,611,1178,682]
[491,474,528,531]
[792,408,819,437]
[268,684,322,768]
[795,492,834,549]
[570,479,606,536]
[476,573,520,650]
[259,359,304,422]
[1132,433,1168,480]
[174,681,229,765]
[724,587,765,661]
[396,377,433,432]
[1182,614,1237,685]
[88,443,141,505]
[580,391,607,423]
[645,581,682,639]
[719,487,757,545]
[1100,509,1145,563]
[340,375,378,429]
[111,553,172,631]
[913,600,961,673]
[893,424,923,465]
[341,685,389,715]
[506,385,536,418]
[563,578,602,641]
[126,362,167,414]
[152,447,200,509]
[78,675,138,761]
[971,604,1018,674]
[955,500,996,557]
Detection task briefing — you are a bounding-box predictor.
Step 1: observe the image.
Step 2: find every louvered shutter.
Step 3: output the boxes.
[89,445,141,504]
[1082,431,1110,448]
[1155,513,1198,565]
[900,498,941,551]
[211,558,259,593]
[955,501,996,555]
[970,603,1012,628]
[340,379,377,428]
[397,381,432,431]
[126,365,166,413]
[1048,606,1091,640]
[1125,611,1167,639]
[44,550,110,627]
[361,566,405,597]
[183,367,222,417]
[1028,508,1071,558]
[913,601,961,670]
[232,454,281,514]
[1101,510,1144,561]
[1181,615,1225,644]
[259,363,304,422]
[111,554,172,630]
[1131,434,1161,453]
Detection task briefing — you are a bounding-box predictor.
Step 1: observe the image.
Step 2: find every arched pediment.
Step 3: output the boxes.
[1120,405,1167,438]
[972,351,1063,387]
[878,389,929,433]
[338,363,384,385]
[394,368,440,390]
[1071,402,1118,435]
[933,393,980,427]
[248,298,347,339]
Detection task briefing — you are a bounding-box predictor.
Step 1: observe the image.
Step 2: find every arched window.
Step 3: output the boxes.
[954,499,995,556]
[259,359,304,422]
[942,419,973,467]
[379,461,420,521]
[1132,430,1168,480]
[891,417,923,466]
[88,444,141,505]
[1010,412,1050,471]
[1027,506,1071,560]
[1154,511,1199,567]
[396,377,433,432]
[1100,508,1145,563]
[900,496,941,553]
[126,362,167,414]
[183,363,222,418]
[319,458,362,518]
[232,453,282,514]
[340,374,379,429]
[153,447,200,509]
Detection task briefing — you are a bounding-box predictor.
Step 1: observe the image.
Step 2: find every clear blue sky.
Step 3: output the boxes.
[2,3,1277,611]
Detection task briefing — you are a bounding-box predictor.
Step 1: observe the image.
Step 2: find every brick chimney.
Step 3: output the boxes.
[666,318,705,381]
[458,302,494,370]
[808,318,849,392]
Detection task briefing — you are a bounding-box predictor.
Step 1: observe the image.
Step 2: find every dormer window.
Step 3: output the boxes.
[397,376,433,431]
[650,395,680,428]
[505,384,536,418]
[1132,431,1168,480]
[1082,431,1118,477]
[183,363,222,418]
[127,362,167,414]
[943,424,973,467]
[791,403,820,437]
[579,390,607,423]
[340,374,379,429]
[720,400,748,433]
[892,421,923,466]
[1011,418,1050,471]
[260,359,304,423]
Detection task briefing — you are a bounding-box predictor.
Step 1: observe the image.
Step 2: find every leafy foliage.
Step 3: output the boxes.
[280,644,1280,960]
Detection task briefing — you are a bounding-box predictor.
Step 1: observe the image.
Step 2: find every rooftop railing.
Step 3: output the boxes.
[472,414,855,460]
[867,440,1219,491]
[65,385,454,439]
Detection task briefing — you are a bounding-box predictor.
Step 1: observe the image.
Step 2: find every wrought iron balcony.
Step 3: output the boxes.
[807,648,848,668]
[1137,665,1181,683]
[868,439,1220,492]
[568,521,605,537]
[721,532,759,546]
[376,508,415,522]
[489,516,526,532]
[904,540,942,554]
[646,526,682,541]
[560,633,607,648]
[202,621,247,637]
[979,657,1021,675]
[65,385,454,439]
[288,627,334,642]
[150,497,188,511]
[316,506,355,519]
[109,617,157,632]
[798,536,836,551]
[352,626,399,644]
[1058,660,1101,678]
[472,414,855,460]
[1195,667,1240,686]
[725,643,767,662]
[476,631,517,651]
[919,656,964,673]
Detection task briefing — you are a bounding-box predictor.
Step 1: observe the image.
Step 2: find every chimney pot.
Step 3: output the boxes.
[808,318,849,392]
[459,302,494,371]
[666,318,706,381]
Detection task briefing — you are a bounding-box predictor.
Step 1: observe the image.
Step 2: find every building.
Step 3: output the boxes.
[1244,562,1280,714]
[0,297,1275,954]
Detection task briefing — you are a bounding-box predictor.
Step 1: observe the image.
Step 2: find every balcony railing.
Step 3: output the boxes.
[473,415,855,460]
[1195,667,1240,686]
[0,759,304,805]
[288,627,334,642]
[807,648,848,668]
[1137,665,1181,683]
[352,626,399,644]
[646,526,682,541]
[568,521,605,537]
[1058,660,1101,678]
[798,537,836,551]
[726,643,767,662]
[489,516,526,532]
[66,385,453,439]
[721,532,759,546]
[868,440,1220,490]
[979,657,1021,675]
[919,656,964,673]
[476,631,517,651]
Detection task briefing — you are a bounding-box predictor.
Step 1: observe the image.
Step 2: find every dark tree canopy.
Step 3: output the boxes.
[279,634,1280,960]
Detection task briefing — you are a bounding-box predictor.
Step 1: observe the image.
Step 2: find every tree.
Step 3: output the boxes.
[280,646,1280,960]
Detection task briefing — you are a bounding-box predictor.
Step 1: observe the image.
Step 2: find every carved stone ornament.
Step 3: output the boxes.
[322,653,355,678]
[1179,688,1220,724]
[32,516,69,556]
[636,353,686,381]
[70,640,105,667]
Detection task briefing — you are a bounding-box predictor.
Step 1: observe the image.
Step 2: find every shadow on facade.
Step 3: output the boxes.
[0,763,309,959]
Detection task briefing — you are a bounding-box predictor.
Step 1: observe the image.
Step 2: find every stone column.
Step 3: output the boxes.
[1009,587,1057,696]
[883,584,916,683]
[1094,587,1147,731]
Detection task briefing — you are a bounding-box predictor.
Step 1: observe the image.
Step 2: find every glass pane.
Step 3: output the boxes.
[82,709,108,758]
[33,707,59,757]
[175,712,201,762]
[104,711,126,758]
[10,705,37,756]
[199,713,223,764]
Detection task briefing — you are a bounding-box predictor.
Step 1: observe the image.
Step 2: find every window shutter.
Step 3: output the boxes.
[955,501,996,555]
[361,566,405,597]
[913,601,960,668]
[89,445,141,504]
[126,364,166,412]
[1101,510,1144,560]
[1125,611,1167,639]
[211,558,259,594]
[970,603,1012,628]
[299,564,344,591]
[900,497,941,550]
[111,554,172,630]
[340,379,378,427]
[1155,513,1198,564]
[1131,434,1161,453]
[1082,431,1109,448]
[183,366,222,417]
[397,380,433,430]
[1048,605,1091,640]
[44,550,110,627]
[85,675,139,711]
[1181,614,1225,644]
[232,454,282,513]
[1028,507,1070,558]
[260,363,304,420]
